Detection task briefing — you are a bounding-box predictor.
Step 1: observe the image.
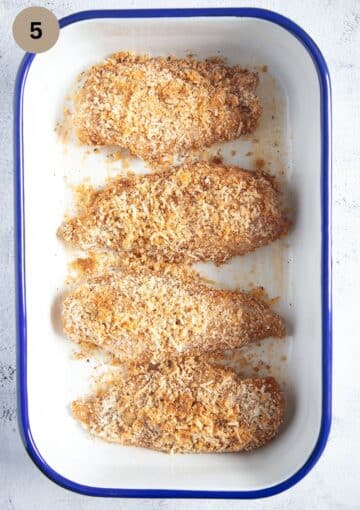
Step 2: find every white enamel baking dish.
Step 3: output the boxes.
[15,8,332,499]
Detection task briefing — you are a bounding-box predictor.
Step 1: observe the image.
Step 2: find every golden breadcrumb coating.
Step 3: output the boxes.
[74,53,262,164]
[72,358,284,453]
[58,162,289,265]
[62,270,286,364]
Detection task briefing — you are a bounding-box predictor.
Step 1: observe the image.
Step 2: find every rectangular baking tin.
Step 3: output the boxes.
[15,8,332,499]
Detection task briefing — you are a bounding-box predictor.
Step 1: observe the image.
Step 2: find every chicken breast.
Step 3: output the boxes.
[62,270,286,364]
[58,162,289,265]
[72,358,284,453]
[73,53,262,164]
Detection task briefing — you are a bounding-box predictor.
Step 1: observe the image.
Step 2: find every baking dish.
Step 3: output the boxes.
[14,8,332,499]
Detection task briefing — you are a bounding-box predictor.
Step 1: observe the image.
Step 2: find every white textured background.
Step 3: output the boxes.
[0,0,358,508]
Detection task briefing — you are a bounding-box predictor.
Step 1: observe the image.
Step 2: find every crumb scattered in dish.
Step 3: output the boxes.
[210,153,224,165]
[254,158,266,171]
[72,340,99,360]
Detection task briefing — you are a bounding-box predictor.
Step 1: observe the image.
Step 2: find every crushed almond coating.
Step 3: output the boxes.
[73,53,262,164]
[58,162,290,265]
[62,269,286,364]
[72,358,284,453]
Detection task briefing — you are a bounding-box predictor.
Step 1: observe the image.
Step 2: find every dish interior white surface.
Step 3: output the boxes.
[22,16,321,491]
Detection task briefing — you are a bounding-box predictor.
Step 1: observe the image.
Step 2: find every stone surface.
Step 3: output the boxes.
[1,0,359,508]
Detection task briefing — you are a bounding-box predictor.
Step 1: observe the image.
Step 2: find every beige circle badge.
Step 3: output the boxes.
[13,7,59,53]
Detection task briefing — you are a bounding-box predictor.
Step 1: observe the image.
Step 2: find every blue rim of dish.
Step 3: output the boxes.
[14,7,332,499]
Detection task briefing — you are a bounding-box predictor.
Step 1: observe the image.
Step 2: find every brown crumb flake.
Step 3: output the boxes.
[70,256,96,275]
[72,341,99,360]
[210,154,224,165]
[254,158,266,171]
[72,183,97,215]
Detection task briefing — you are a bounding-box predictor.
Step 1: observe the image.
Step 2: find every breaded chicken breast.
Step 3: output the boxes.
[72,358,284,453]
[58,162,289,265]
[73,53,261,164]
[62,270,286,364]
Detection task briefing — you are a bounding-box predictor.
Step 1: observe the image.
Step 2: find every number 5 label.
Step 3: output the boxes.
[30,21,43,40]
[13,7,59,53]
